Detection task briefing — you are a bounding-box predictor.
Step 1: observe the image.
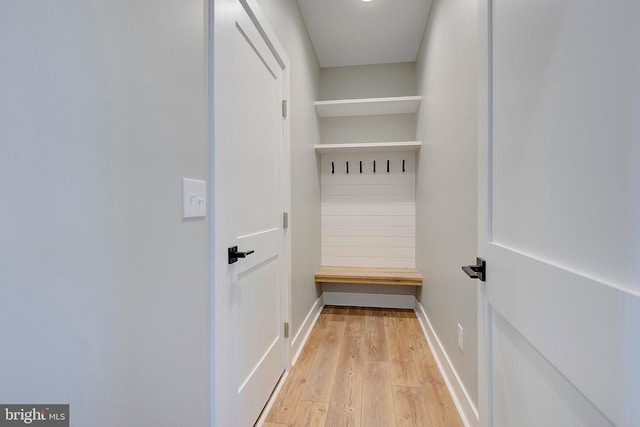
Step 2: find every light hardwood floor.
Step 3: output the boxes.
[263,306,464,427]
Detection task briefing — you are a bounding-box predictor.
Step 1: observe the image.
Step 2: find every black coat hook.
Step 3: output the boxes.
[373,160,376,173]
[331,161,334,174]
[387,159,390,173]
[402,159,405,173]
[359,161,363,174]
[346,161,349,174]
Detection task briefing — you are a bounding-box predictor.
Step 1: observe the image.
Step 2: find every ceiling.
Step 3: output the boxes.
[296,0,433,68]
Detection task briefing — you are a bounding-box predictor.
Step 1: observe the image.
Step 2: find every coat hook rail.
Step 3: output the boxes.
[329,159,411,175]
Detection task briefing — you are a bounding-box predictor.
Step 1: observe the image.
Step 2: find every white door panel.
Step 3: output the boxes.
[492,311,614,427]
[491,0,640,291]
[485,243,640,426]
[214,0,289,425]
[478,1,640,426]
[231,6,285,425]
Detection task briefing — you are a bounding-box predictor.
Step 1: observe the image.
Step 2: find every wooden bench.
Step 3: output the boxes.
[314,266,423,286]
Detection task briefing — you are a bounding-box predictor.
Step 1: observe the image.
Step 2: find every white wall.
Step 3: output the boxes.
[0,1,210,426]
[319,114,417,145]
[318,64,417,147]
[319,62,416,100]
[415,0,479,410]
[255,0,322,343]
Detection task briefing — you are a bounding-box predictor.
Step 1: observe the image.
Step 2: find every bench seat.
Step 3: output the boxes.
[314,266,423,286]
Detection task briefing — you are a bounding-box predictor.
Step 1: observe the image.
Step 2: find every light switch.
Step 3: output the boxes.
[183,178,207,219]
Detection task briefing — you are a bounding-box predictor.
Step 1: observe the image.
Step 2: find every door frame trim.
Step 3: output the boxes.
[477,0,492,426]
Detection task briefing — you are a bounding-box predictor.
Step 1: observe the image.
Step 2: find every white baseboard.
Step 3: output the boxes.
[258,297,324,427]
[255,368,289,427]
[322,291,415,309]
[289,296,324,366]
[414,300,479,427]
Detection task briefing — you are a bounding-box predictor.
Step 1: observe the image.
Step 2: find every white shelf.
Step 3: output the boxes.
[314,96,422,117]
[314,141,421,154]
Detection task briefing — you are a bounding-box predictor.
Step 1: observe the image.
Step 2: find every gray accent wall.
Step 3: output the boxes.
[415,0,479,408]
[319,62,416,100]
[0,1,210,425]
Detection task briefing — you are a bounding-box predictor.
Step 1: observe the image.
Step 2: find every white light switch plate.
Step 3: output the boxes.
[183,178,207,219]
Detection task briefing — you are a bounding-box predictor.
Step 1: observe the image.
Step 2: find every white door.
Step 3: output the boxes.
[477,1,640,426]
[212,1,290,426]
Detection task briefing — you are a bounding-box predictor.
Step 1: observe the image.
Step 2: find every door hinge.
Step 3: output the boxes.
[284,322,289,338]
[283,212,289,229]
[282,99,288,118]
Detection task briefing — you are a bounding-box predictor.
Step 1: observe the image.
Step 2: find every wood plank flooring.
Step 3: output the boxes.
[264,306,464,427]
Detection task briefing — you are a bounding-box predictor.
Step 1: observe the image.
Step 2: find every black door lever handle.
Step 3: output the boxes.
[462,257,486,282]
[228,246,255,264]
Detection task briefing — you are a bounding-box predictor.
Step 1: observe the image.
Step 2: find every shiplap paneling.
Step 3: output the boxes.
[322,195,415,204]
[322,184,415,196]
[324,246,415,258]
[322,256,414,268]
[320,151,416,268]
[322,203,415,216]
[322,236,415,248]
[322,225,415,237]
[322,214,415,227]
